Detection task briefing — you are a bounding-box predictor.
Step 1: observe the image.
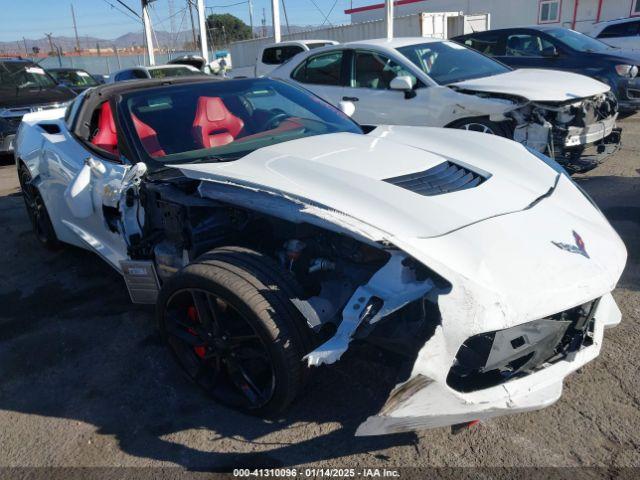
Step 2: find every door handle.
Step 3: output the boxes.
[342,96,359,102]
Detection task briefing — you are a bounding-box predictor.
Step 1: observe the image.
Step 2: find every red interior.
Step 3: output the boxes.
[91,102,118,155]
[132,114,166,157]
[191,96,244,149]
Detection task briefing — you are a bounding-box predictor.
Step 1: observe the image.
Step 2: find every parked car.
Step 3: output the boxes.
[271,37,620,172]
[92,73,108,84]
[0,58,75,154]
[15,76,626,435]
[453,26,640,111]
[585,17,640,50]
[168,54,213,74]
[109,64,204,82]
[48,67,101,94]
[255,39,338,77]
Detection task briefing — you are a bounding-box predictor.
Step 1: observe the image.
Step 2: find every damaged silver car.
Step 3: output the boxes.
[271,38,622,173]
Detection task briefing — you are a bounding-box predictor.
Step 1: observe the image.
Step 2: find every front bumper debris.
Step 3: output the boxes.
[356,292,621,435]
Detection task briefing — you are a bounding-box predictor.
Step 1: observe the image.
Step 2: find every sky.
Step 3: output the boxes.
[0,0,373,42]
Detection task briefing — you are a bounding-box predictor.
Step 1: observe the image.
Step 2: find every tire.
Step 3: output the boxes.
[157,246,315,417]
[18,163,60,250]
[448,118,512,138]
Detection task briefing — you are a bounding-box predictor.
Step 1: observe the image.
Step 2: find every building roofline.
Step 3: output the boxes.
[344,0,426,15]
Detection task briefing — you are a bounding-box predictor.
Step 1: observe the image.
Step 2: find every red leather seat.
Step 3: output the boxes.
[192,96,244,148]
[91,102,118,155]
[132,114,165,157]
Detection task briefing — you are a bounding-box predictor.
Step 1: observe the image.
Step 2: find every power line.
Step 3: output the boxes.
[308,0,333,27]
[114,0,141,19]
[207,0,249,9]
[100,0,141,23]
[321,0,339,26]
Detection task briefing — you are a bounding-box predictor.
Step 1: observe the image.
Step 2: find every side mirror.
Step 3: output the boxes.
[338,100,356,117]
[541,46,559,58]
[390,75,417,99]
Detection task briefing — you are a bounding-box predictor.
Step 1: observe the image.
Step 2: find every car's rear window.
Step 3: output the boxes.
[261,46,304,65]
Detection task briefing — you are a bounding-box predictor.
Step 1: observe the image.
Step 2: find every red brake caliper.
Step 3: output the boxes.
[187,306,207,358]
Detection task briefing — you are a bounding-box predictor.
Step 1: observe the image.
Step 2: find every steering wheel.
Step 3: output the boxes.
[260,109,290,130]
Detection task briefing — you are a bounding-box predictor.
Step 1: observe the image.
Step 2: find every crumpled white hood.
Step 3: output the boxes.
[174,127,558,239]
[450,68,610,102]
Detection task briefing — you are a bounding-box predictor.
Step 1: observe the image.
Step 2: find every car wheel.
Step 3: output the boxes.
[18,164,60,250]
[449,118,511,137]
[157,246,314,417]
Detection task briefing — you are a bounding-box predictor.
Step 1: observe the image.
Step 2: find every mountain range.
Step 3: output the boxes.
[0,25,322,54]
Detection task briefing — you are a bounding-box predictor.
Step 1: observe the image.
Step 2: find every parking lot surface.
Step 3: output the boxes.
[0,116,638,472]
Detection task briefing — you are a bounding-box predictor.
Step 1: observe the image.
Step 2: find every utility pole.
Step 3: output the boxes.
[271,0,281,43]
[248,0,254,38]
[281,0,290,36]
[70,3,81,52]
[45,33,55,55]
[141,0,155,65]
[385,0,393,40]
[196,0,209,62]
[187,0,197,49]
[168,0,176,50]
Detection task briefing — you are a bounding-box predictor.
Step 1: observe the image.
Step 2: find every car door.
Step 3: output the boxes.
[290,49,348,107]
[342,49,425,126]
[52,99,131,268]
[496,30,566,70]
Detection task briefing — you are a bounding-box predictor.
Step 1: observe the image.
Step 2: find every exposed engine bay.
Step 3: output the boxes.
[131,176,437,358]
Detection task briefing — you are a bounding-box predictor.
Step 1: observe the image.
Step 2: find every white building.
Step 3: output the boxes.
[346,0,640,33]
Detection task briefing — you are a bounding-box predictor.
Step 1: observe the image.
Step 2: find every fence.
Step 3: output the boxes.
[229,12,490,69]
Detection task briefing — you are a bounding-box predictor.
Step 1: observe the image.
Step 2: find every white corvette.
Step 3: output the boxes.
[14,77,626,435]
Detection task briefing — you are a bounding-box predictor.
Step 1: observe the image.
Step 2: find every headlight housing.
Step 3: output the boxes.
[615,64,638,78]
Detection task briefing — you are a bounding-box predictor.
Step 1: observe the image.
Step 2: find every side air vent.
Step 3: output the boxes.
[384,161,486,196]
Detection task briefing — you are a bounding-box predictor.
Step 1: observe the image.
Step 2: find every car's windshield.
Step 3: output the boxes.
[148,67,202,79]
[50,69,98,87]
[0,62,57,89]
[397,41,510,84]
[544,28,613,53]
[121,78,362,166]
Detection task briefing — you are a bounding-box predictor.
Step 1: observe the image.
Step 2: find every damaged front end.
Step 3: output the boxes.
[458,88,621,173]
[508,92,620,173]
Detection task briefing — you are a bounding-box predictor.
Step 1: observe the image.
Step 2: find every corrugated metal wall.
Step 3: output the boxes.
[229,12,489,70]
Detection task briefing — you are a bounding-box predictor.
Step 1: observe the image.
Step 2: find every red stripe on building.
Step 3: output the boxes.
[345,0,427,15]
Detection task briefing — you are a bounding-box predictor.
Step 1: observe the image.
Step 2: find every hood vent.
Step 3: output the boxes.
[384,161,486,196]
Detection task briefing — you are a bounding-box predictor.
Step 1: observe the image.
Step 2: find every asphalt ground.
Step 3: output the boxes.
[0,116,638,476]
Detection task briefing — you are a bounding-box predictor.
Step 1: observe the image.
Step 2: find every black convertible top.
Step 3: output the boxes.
[85,75,225,102]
